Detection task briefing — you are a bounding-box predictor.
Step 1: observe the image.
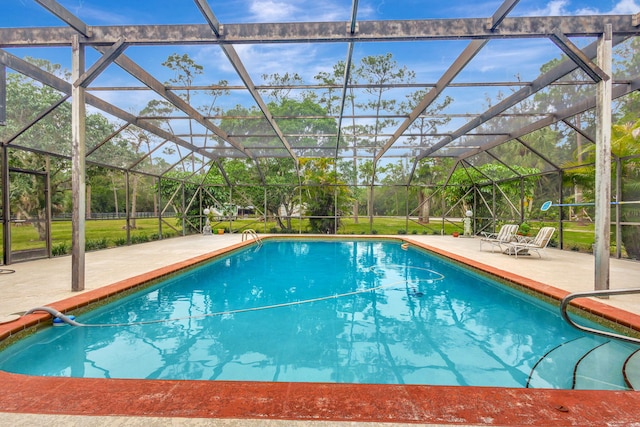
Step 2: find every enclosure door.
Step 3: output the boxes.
[7,169,50,263]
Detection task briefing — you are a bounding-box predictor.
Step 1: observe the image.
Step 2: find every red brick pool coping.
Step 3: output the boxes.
[1,236,639,425]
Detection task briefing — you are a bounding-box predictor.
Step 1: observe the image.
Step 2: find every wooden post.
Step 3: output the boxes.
[594,24,612,292]
[71,34,86,291]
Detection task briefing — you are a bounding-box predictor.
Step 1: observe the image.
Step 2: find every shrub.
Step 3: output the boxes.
[52,242,69,256]
[114,237,127,247]
[86,238,108,251]
[131,234,150,244]
[397,229,407,235]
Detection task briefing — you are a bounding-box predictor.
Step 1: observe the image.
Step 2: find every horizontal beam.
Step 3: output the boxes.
[0,16,638,47]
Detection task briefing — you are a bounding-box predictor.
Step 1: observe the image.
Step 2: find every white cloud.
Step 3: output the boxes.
[192,43,333,87]
[526,0,570,16]
[247,0,352,22]
[249,0,301,22]
[526,0,639,16]
[610,0,640,13]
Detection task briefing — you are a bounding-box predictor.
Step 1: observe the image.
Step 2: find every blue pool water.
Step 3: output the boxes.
[0,239,630,387]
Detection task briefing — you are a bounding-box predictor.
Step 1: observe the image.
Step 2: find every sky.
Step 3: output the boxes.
[2,1,638,91]
[3,0,639,24]
[1,0,639,162]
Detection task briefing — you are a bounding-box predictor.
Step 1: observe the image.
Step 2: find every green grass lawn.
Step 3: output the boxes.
[2,218,178,254]
[0,216,604,257]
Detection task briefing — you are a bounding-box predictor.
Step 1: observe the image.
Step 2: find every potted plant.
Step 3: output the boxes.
[519,222,531,236]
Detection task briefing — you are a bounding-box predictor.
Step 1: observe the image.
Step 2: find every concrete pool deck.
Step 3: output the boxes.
[1,233,640,426]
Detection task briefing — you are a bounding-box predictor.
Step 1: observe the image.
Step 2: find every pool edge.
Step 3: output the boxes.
[1,235,640,425]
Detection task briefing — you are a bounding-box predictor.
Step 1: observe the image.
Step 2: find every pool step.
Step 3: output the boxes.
[528,337,640,390]
[527,336,600,389]
[574,340,632,390]
[623,349,640,390]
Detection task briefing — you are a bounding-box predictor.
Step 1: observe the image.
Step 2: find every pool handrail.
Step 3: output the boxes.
[241,229,262,246]
[560,288,640,345]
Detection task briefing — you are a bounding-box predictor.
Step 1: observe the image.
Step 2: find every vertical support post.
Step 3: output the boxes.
[45,158,52,258]
[558,170,564,250]
[199,187,203,233]
[594,24,612,291]
[228,185,233,233]
[71,35,86,292]
[333,161,338,234]
[491,183,496,232]
[181,183,185,236]
[1,66,6,264]
[124,170,130,244]
[615,157,622,258]
[157,176,162,239]
[298,184,302,234]
[2,145,11,265]
[441,186,445,235]
[0,64,6,126]
[263,186,267,234]
[334,183,338,234]
[520,178,525,223]
[405,185,409,233]
[473,187,477,235]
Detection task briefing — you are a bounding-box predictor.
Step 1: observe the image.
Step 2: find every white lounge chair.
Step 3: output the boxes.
[479,224,519,252]
[506,227,556,258]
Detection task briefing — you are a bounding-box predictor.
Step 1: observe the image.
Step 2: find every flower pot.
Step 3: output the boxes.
[217,229,224,235]
[452,232,459,237]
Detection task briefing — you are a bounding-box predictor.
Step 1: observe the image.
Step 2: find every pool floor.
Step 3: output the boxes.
[2,235,640,425]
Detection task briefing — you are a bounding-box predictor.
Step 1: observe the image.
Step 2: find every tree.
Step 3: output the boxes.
[300,158,353,233]
[353,54,415,226]
[261,72,303,104]
[402,89,453,222]
[218,73,340,231]
[412,157,454,223]
[315,62,360,221]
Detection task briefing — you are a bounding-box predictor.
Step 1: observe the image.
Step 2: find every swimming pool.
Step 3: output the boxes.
[0,239,637,389]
